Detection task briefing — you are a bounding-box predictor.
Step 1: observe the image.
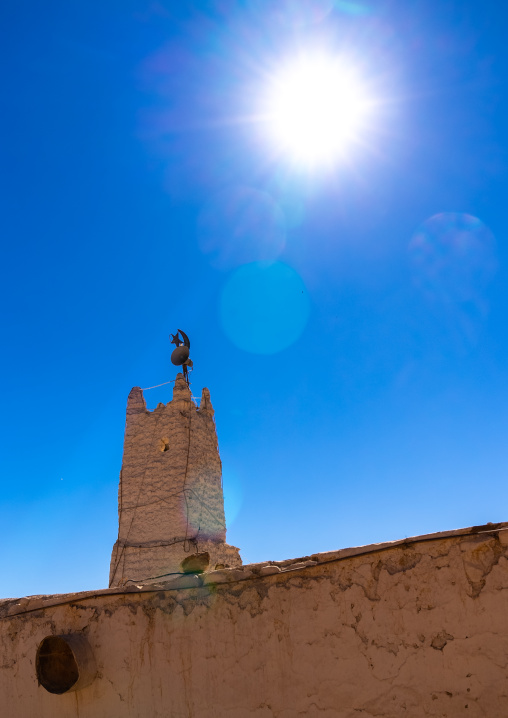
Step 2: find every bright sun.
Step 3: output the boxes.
[264,54,372,165]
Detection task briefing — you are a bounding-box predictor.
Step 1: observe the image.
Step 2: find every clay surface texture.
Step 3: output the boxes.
[1,524,507,717]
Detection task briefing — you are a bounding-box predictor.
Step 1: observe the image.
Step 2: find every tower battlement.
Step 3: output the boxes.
[109,374,241,586]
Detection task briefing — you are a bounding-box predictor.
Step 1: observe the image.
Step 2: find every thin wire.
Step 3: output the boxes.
[109,412,163,587]
[182,404,193,553]
[110,370,206,583]
[111,394,196,584]
[120,535,198,550]
[142,370,194,392]
[121,486,191,511]
[109,468,123,583]
[124,571,183,584]
[141,379,176,391]
[6,526,508,621]
[186,487,224,526]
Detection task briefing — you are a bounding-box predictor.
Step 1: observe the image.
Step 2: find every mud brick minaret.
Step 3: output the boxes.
[109,374,241,586]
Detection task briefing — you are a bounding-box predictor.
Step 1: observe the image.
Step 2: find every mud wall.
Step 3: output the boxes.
[1,524,508,717]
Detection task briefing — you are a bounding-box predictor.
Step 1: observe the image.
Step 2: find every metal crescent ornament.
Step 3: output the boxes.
[178,329,190,349]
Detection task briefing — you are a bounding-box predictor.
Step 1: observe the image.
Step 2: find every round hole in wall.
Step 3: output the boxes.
[36,634,97,694]
[36,636,79,694]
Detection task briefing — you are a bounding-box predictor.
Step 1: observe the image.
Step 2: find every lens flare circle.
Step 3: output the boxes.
[220,261,310,354]
[409,212,497,304]
[265,54,372,165]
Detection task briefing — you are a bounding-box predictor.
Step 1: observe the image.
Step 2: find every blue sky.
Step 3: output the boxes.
[2,0,508,598]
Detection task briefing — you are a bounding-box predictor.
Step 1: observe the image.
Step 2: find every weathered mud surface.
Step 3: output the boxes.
[1,524,507,717]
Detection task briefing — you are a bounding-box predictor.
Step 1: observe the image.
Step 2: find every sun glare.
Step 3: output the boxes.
[264,55,372,166]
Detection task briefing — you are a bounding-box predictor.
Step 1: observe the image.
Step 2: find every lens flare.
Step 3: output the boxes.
[197,186,286,270]
[409,213,497,304]
[409,212,497,346]
[263,54,373,165]
[220,261,310,354]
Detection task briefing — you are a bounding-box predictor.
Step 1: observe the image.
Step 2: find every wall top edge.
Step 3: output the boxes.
[2,521,506,619]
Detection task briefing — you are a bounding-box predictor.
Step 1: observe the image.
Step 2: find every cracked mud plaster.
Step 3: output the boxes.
[1,526,508,717]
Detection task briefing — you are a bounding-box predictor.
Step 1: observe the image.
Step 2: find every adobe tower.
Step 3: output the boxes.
[109,374,241,586]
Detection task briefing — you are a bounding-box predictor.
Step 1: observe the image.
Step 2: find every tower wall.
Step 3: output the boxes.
[109,375,241,586]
